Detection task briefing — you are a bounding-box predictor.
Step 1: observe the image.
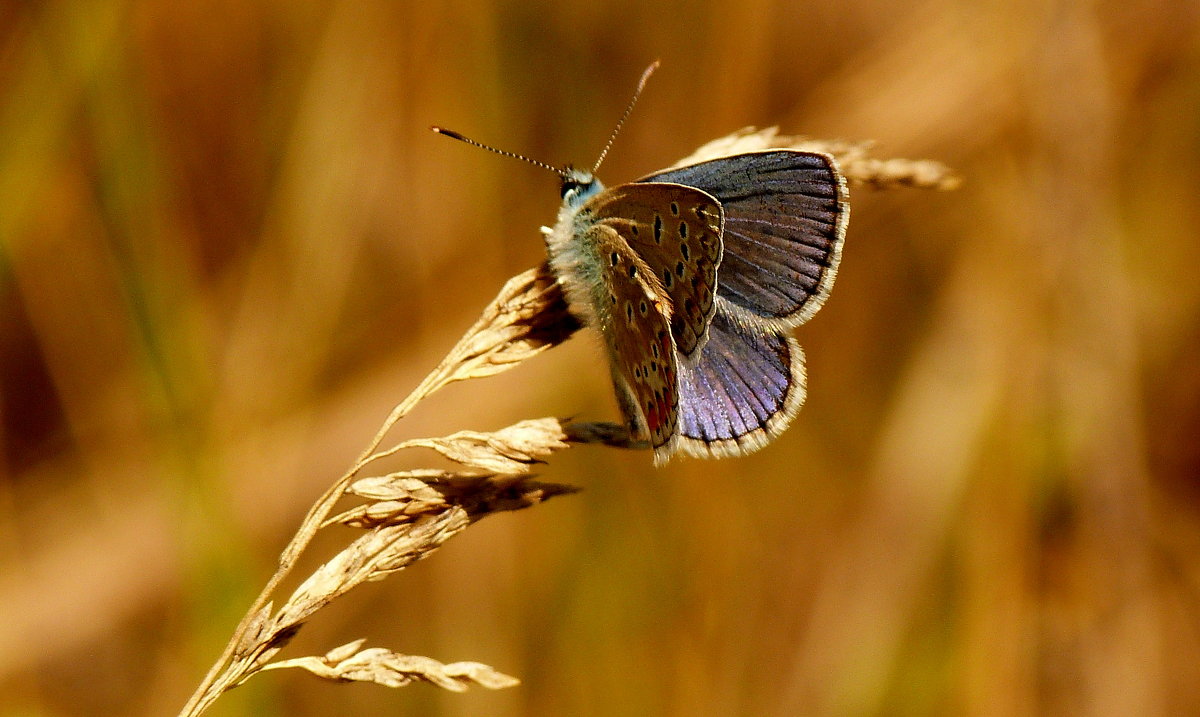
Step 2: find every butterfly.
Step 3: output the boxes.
[434,62,848,463]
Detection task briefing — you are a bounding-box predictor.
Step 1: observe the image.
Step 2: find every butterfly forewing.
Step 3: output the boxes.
[640,150,847,329]
[675,300,806,458]
[581,223,681,453]
[583,183,724,359]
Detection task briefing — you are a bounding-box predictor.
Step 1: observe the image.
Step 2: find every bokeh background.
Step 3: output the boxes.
[3,1,1199,715]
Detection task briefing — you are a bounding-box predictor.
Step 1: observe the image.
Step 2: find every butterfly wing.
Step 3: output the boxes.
[674,299,806,458]
[578,222,681,456]
[639,150,848,329]
[582,183,724,360]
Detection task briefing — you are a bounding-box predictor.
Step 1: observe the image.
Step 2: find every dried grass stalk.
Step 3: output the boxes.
[178,267,585,717]
[261,640,520,691]
[179,130,956,716]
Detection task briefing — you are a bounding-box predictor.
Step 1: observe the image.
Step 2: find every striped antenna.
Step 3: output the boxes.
[430,126,568,179]
[591,60,660,174]
[432,61,660,179]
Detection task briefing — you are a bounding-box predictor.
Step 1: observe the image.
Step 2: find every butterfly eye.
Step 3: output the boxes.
[561,173,602,206]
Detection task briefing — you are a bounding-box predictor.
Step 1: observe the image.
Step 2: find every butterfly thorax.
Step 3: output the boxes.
[545,170,611,329]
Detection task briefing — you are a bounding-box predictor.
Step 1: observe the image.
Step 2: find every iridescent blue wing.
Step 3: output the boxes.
[639,150,848,329]
[674,300,806,458]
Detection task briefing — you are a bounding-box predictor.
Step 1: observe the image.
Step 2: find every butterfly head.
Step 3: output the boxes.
[560,167,604,208]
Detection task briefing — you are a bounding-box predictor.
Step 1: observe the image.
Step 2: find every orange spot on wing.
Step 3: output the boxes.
[646,401,661,432]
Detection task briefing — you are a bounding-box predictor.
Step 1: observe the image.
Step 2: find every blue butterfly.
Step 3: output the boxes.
[436,64,848,462]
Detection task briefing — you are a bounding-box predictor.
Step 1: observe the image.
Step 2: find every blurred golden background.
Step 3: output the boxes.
[3,0,1200,715]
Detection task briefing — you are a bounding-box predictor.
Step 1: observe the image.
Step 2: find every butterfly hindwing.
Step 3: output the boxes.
[639,150,847,329]
[583,183,724,360]
[675,299,806,458]
[581,223,680,455]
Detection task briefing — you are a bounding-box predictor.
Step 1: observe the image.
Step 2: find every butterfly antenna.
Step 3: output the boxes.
[591,60,660,174]
[430,126,568,179]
